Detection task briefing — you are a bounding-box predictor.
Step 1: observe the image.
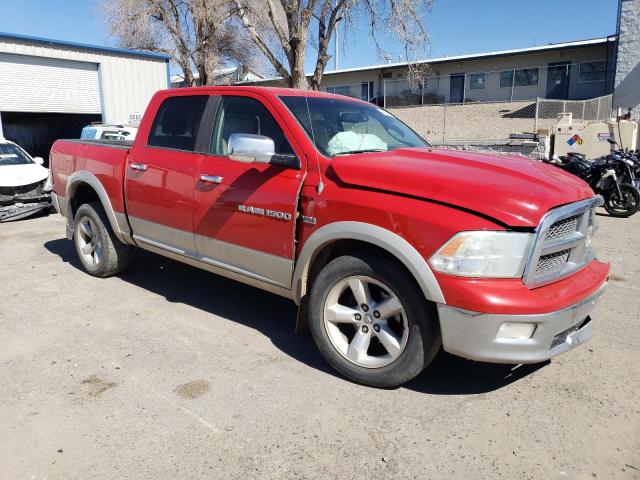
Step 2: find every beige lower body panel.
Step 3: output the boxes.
[129,216,294,296]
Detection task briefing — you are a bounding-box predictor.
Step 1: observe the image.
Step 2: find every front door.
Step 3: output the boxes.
[192,93,306,288]
[449,74,465,104]
[546,62,570,99]
[125,94,210,256]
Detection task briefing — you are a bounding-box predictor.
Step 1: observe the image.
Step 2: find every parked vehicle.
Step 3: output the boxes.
[547,152,640,218]
[0,138,52,222]
[80,123,138,141]
[49,87,610,388]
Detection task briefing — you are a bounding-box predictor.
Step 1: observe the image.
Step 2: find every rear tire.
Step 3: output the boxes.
[603,184,640,218]
[308,252,441,388]
[73,202,130,277]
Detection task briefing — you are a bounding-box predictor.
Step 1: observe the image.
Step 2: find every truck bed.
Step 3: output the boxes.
[50,138,131,215]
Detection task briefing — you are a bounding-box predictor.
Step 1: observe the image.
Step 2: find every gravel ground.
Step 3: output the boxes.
[0,211,638,480]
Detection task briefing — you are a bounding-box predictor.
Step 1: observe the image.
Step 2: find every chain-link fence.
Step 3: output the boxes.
[388,100,538,145]
[387,94,613,148]
[534,95,613,131]
[382,68,551,108]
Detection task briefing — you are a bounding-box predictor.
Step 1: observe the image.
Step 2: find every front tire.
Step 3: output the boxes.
[308,252,441,388]
[73,202,130,277]
[603,184,640,217]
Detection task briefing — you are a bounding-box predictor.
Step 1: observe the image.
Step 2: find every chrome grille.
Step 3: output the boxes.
[545,215,579,242]
[523,197,602,288]
[534,249,571,279]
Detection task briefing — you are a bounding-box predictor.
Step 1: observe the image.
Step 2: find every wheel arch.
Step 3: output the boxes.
[65,171,130,243]
[292,222,445,307]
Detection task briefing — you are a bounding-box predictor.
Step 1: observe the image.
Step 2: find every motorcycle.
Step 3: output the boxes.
[606,139,640,189]
[545,151,640,218]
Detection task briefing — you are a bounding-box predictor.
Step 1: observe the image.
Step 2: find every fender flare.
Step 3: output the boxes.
[65,170,131,243]
[292,221,445,305]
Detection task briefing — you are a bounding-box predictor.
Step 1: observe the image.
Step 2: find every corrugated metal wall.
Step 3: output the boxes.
[0,38,168,123]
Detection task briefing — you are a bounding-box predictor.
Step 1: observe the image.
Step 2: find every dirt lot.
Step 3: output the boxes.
[1,211,638,480]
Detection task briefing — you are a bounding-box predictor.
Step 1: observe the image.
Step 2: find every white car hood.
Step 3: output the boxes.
[0,164,49,187]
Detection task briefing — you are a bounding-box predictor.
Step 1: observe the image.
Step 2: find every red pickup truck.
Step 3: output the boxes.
[50,86,609,387]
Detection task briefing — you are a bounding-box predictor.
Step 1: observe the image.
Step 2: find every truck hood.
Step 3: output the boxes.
[329,147,594,227]
[0,164,49,187]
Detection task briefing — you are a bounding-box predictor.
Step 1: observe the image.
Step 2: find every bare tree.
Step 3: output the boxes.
[102,0,255,86]
[232,0,433,89]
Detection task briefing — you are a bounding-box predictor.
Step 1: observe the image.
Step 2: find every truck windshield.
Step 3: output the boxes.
[279,95,429,157]
[0,143,34,166]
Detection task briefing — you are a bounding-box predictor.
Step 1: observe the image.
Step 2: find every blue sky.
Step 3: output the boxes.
[0,0,619,75]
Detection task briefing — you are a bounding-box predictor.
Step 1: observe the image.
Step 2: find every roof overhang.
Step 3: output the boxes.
[0,31,171,61]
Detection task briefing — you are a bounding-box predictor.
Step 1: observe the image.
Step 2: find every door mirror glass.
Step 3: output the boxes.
[33,157,44,165]
[228,133,275,164]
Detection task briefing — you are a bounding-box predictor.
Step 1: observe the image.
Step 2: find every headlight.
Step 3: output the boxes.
[429,231,533,278]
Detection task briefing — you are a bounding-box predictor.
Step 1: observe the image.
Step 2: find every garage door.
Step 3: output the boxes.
[0,53,101,114]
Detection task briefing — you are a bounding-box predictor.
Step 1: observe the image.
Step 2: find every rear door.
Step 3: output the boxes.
[124,94,210,256]
[192,93,306,288]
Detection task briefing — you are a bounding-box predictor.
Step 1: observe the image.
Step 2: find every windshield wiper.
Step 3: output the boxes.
[333,149,387,156]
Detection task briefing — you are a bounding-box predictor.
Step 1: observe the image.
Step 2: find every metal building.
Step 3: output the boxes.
[0,32,170,160]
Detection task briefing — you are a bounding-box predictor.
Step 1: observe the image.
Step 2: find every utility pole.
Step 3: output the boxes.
[334,24,339,70]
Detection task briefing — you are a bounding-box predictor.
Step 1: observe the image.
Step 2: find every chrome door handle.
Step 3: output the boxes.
[130,163,147,171]
[200,174,223,184]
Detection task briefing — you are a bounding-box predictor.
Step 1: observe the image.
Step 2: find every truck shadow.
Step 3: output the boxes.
[45,237,548,395]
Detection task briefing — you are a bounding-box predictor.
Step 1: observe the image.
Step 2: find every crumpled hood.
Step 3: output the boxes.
[329,147,594,227]
[0,163,49,188]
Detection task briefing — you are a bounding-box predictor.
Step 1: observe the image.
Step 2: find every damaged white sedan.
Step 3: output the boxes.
[0,139,52,222]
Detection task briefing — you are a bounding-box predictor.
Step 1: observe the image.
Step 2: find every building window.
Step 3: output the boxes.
[360,81,374,101]
[500,70,513,88]
[470,73,486,90]
[500,68,538,88]
[514,68,539,86]
[579,61,606,83]
[325,85,352,97]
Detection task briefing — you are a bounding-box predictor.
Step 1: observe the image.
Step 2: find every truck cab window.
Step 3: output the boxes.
[210,96,293,156]
[147,95,208,152]
[279,95,428,156]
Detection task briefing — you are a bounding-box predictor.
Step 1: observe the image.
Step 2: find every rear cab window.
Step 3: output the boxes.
[147,95,209,152]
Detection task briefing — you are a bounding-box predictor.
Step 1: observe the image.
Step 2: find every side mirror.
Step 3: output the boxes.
[33,157,44,165]
[607,138,618,146]
[228,133,275,164]
[227,133,300,169]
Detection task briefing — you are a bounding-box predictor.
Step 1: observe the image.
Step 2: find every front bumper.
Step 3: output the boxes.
[437,282,607,364]
[0,193,51,222]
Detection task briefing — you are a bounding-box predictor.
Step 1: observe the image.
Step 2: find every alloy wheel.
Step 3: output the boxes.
[76,218,103,267]
[323,275,409,368]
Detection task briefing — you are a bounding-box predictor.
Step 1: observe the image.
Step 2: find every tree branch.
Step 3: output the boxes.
[233,0,291,82]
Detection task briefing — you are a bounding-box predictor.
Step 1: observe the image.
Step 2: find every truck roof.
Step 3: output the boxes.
[165,85,367,102]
